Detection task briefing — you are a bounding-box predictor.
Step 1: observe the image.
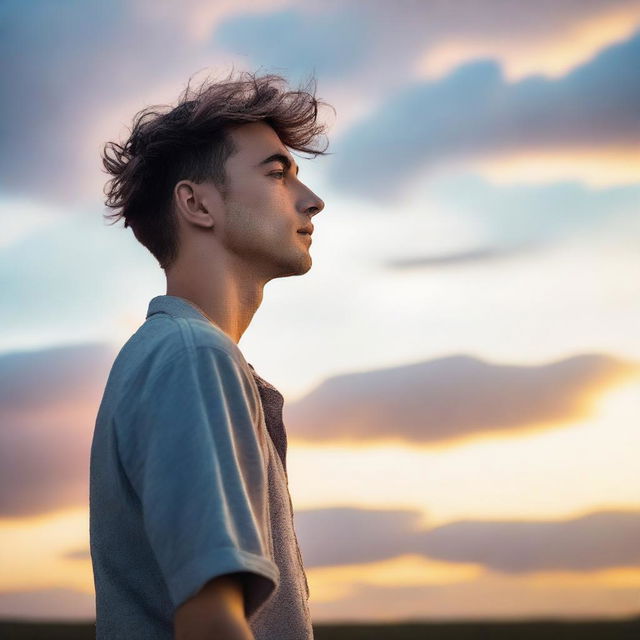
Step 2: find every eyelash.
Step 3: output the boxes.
[270,171,285,179]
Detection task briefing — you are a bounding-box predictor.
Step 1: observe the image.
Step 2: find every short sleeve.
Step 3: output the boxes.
[115,345,279,618]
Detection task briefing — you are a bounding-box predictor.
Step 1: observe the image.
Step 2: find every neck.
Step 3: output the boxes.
[165,254,266,345]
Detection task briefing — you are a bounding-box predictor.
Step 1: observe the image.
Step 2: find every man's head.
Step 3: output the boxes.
[101,70,331,276]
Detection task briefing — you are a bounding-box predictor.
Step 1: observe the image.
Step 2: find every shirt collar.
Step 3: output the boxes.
[146,294,210,324]
[145,294,257,373]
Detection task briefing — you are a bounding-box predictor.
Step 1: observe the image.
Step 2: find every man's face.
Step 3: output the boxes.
[211,121,325,280]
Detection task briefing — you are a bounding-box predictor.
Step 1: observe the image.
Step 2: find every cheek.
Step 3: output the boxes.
[223,183,293,237]
[223,201,277,246]
[223,201,255,239]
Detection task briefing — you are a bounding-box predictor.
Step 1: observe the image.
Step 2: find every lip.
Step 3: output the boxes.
[297,231,312,242]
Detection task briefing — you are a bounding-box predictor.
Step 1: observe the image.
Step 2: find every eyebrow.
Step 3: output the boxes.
[258,152,299,176]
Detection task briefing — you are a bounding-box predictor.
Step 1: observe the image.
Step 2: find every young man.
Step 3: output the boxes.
[90,71,330,639]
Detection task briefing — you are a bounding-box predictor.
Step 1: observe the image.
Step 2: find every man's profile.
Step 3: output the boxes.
[89,70,331,639]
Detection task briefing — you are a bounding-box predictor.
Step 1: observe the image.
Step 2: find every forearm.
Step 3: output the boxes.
[174,574,255,640]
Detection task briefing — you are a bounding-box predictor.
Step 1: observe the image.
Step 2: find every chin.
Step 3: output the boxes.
[299,252,313,272]
[278,254,312,277]
[299,260,312,275]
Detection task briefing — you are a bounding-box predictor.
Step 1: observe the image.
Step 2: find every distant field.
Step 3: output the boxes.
[1,617,639,639]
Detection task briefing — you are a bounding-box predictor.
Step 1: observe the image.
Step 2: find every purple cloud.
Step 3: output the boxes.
[294,506,640,573]
[0,343,116,517]
[284,353,637,446]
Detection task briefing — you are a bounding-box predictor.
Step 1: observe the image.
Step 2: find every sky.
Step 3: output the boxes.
[0,0,639,624]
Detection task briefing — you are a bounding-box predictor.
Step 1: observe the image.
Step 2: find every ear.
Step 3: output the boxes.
[173,180,218,230]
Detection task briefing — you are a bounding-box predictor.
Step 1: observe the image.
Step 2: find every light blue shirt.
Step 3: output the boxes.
[90,295,313,639]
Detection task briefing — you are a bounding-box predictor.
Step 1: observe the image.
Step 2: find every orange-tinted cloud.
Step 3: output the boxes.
[284,353,637,447]
[0,343,635,519]
[329,30,640,201]
[290,506,640,573]
[417,1,640,82]
[469,146,640,189]
[17,500,637,620]
[307,571,640,621]
[4,0,640,206]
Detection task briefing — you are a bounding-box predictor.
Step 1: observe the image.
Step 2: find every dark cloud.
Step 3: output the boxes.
[0,0,206,205]
[49,492,637,608]
[214,0,640,94]
[214,6,371,85]
[1,0,126,204]
[383,245,523,269]
[349,0,640,42]
[2,0,638,207]
[327,30,640,202]
[0,343,116,517]
[1,343,114,413]
[284,353,637,446]
[64,506,640,575]
[294,506,640,573]
[416,510,640,573]
[296,507,422,567]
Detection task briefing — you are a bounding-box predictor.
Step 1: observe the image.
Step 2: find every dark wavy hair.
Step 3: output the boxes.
[101,69,333,270]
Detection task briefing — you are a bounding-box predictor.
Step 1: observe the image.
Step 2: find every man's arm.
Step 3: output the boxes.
[174,573,255,640]
[117,346,278,628]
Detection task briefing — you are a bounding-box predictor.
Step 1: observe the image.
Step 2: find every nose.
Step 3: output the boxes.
[302,187,325,217]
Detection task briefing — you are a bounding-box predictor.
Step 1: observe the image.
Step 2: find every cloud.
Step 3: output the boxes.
[2,578,639,623]
[3,0,638,208]
[284,353,637,446]
[0,587,95,621]
[214,6,371,84]
[0,0,134,205]
[63,506,640,575]
[327,30,640,202]
[382,174,640,267]
[294,506,640,573]
[0,0,261,205]
[309,572,640,622]
[213,0,640,88]
[414,1,640,82]
[0,343,116,517]
[296,507,422,567]
[416,510,640,573]
[384,245,524,269]
[0,343,634,519]
[427,176,640,248]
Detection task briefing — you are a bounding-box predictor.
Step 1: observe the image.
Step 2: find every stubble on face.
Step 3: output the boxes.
[219,195,312,281]
[212,122,317,281]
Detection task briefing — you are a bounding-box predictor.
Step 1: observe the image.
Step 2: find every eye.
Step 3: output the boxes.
[270,170,285,179]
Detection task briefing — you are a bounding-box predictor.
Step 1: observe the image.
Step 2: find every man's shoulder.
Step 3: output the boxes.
[144,311,239,360]
[107,314,261,431]
[125,310,248,371]
[108,313,252,401]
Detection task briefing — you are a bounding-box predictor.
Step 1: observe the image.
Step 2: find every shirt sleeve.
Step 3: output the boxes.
[115,344,279,618]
